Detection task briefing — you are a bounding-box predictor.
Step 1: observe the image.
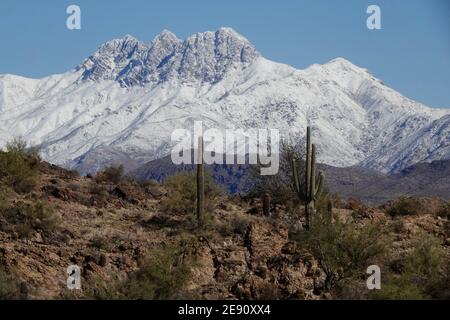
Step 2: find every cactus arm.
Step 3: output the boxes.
[310,143,316,201]
[263,193,271,216]
[292,158,300,194]
[314,171,324,201]
[305,127,311,200]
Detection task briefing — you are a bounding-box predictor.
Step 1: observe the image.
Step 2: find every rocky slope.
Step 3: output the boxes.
[0,163,449,299]
[0,28,449,174]
[0,163,322,299]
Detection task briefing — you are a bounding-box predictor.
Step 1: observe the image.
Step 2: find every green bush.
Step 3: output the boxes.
[2,201,60,238]
[291,214,386,290]
[390,219,407,233]
[95,165,124,184]
[0,266,21,300]
[216,214,252,237]
[90,233,110,250]
[372,236,449,300]
[160,171,223,215]
[248,141,303,207]
[0,138,40,194]
[89,246,192,300]
[370,275,426,300]
[88,180,110,206]
[437,201,450,219]
[387,197,423,216]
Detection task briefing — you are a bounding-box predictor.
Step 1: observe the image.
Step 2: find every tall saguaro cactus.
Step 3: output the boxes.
[292,126,325,230]
[196,136,205,228]
[262,192,271,216]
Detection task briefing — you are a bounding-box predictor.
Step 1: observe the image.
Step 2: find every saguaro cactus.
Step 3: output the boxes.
[196,136,205,228]
[292,126,325,229]
[262,192,271,216]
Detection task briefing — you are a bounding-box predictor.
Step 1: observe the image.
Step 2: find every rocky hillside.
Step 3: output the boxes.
[1,159,449,300]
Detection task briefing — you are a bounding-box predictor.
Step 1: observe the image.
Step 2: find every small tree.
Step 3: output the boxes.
[2,200,60,238]
[372,235,449,300]
[88,245,192,300]
[0,138,40,193]
[0,266,22,300]
[160,171,223,217]
[387,196,423,216]
[291,214,386,290]
[94,165,124,184]
[249,140,304,208]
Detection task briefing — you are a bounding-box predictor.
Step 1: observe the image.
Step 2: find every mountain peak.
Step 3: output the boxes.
[172,27,259,82]
[122,34,138,41]
[216,27,247,39]
[2,27,450,176]
[160,29,176,36]
[151,29,180,44]
[79,27,260,85]
[100,34,144,51]
[325,57,360,69]
[323,57,369,75]
[78,34,148,81]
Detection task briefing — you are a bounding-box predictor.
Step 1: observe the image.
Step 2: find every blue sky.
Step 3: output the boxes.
[0,0,449,108]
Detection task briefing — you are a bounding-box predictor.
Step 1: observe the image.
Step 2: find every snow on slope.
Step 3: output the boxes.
[0,27,448,174]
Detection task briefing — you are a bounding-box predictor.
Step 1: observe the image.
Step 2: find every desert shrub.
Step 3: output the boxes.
[291,214,387,290]
[249,140,331,226]
[67,183,81,192]
[390,219,407,233]
[316,193,340,214]
[370,274,426,300]
[386,196,423,216]
[254,282,282,300]
[139,179,159,188]
[334,278,374,300]
[217,214,252,236]
[231,214,252,235]
[216,222,233,237]
[249,141,303,207]
[89,246,191,300]
[1,201,60,238]
[444,221,450,238]
[403,237,449,299]
[88,181,109,204]
[0,266,22,300]
[372,236,449,300]
[345,198,367,211]
[248,166,299,207]
[160,171,223,216]
[90,233,110,250]
[67,169,80,178]
[437,201,450,219]
[123,247,191,299]
[140,212,183,230]
[95,165,124,184]
[0,186,13,210]
[0,138,40,194]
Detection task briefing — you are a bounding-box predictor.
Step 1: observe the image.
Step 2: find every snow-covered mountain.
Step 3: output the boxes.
[0,27,449,174]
